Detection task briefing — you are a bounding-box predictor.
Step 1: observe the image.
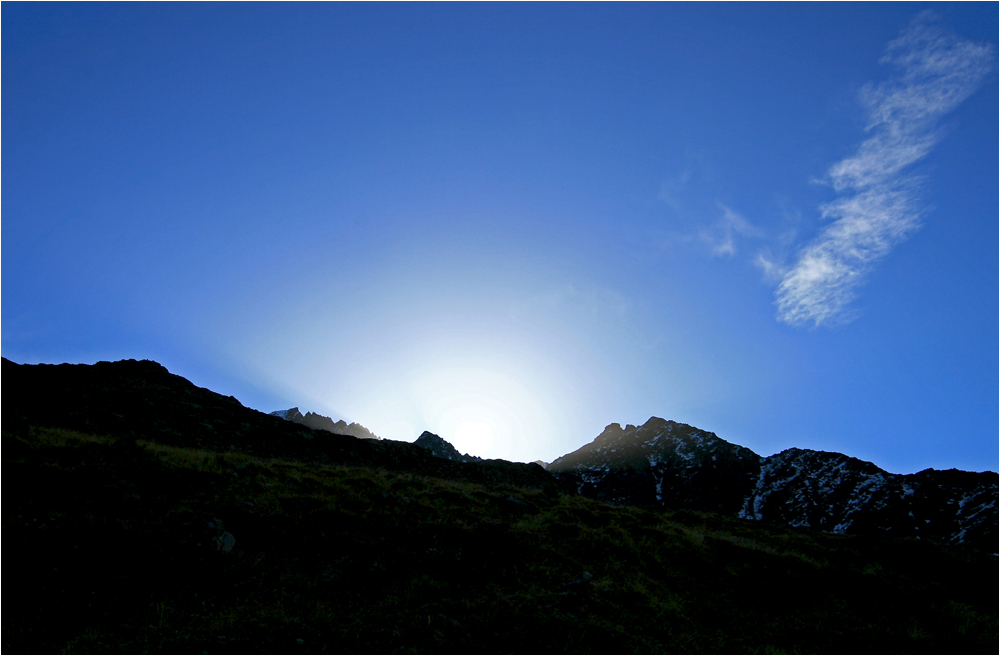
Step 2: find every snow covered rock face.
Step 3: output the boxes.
[547,418,762,514]
[549,418,998,552]
[738,449,998,550]
[739,448,896,531]
[269,408,305,422]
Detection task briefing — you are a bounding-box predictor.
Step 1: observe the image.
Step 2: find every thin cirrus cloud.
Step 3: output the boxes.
[701,204,763,257]
[774,13,994,327]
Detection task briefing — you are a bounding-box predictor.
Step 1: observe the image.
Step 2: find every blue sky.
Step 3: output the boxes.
[3,3,996,473]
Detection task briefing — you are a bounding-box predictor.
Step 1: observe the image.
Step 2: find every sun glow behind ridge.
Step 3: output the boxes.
[214,250,614,464]
[454,420,495,457]
[408,362,541,459]
[225,292,570,462]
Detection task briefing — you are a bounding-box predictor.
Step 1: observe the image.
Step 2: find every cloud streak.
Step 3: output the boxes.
[776,14,994,327]
[701,204,762,257]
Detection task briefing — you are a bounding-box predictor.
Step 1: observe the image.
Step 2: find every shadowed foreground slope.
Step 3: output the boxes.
[3,359,998,654]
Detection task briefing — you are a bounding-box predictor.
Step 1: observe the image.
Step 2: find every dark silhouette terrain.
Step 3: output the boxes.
[3,358,997,654]
[2,358,554,490]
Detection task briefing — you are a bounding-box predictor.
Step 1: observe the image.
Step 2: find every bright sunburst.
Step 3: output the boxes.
[453,420,495,458]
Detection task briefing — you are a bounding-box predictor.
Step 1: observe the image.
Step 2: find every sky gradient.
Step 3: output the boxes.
[3,3,997,473]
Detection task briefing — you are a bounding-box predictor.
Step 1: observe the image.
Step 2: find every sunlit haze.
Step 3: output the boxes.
[3,4,996,472]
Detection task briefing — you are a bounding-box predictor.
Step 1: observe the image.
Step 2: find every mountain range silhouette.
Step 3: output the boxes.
[5,357,995,551]
[4,357,997,653]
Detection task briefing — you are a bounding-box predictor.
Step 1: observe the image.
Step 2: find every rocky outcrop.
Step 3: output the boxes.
[549,417,998,552]
[270,408,304,422]
[548,418,761,514]
[738,448,998,550]
[270,407,381,440]
[413,431,482,463]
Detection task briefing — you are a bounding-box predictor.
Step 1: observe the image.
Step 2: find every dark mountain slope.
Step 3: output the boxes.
[739,447,998,549]
[548,418,762,514]
[548,417,998,552]
[2,358,997,653]
[5,426,997,654]
[1,358,556,491]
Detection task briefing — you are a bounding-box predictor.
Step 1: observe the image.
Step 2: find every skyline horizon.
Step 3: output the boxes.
[4,4,996,475]
[7,352,997,476]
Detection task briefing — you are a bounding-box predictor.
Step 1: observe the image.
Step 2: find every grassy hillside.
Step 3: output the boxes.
[5,426,996,654]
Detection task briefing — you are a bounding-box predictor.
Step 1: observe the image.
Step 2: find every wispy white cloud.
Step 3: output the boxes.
[701,203,762,257]
[754,250,785,282]
[776,13,994,327]
[659,169,692,209]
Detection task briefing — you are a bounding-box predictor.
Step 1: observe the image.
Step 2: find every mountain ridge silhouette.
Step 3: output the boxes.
[4,356,997,653]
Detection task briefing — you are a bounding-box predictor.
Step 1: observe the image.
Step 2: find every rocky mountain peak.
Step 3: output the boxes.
[270,407,305,422]
[596,423,623,440]
[548,417,761,513]
[548,418,998,552]
[413,431,482,463]
[270,408,381,440]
